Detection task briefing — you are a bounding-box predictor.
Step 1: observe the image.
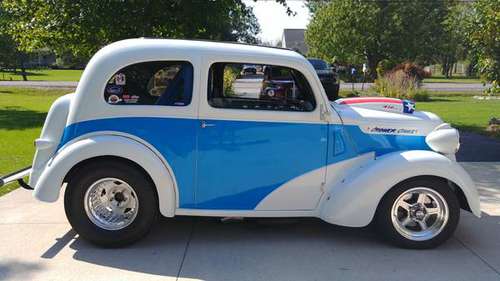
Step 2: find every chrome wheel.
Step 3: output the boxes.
[84,178,139,231]
[391,187,449,241]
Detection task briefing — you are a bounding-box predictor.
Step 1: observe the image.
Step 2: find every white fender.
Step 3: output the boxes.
[319,150,480,227]
[33,135,177,217]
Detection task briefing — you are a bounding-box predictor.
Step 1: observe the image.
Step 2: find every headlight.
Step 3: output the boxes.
[425,123,460,155]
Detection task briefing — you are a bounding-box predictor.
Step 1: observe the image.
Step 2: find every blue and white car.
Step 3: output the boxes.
[0,39,480,248]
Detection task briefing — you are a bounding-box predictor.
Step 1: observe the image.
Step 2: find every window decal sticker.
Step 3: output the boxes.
[107,94,122,104]
[106,85,123,95]
[115,73,126,85]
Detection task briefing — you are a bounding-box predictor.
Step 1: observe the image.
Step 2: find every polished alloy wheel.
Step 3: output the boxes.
[391,187,449,241]
[84,178,139,231]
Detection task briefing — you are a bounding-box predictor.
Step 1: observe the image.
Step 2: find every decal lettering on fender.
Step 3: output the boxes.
[362,125,419,135]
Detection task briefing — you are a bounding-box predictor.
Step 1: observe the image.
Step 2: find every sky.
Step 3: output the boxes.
[243,0,311,44]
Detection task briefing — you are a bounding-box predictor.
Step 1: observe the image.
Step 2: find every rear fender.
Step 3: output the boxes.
[33,135,177,217]
[319,150,480,227]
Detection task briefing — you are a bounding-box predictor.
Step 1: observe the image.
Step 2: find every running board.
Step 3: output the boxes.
[0,166,33,190]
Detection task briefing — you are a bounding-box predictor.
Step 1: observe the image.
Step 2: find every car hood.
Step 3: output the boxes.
[332,98,443,136]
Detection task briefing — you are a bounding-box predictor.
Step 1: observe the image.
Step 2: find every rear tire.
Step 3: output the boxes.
[64,160,158,247]
[375,177,460,249]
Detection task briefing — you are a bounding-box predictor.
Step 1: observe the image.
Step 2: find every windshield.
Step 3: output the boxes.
[308,59,329,70]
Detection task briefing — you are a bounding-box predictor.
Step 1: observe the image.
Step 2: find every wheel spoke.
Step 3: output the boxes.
[401,217,412,227]
[417,193,427,204]
[398,201,411,212]
[417,220,428,231]
[426,207,439,215]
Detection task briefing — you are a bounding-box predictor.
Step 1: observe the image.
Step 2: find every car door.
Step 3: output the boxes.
[195,60,328,211]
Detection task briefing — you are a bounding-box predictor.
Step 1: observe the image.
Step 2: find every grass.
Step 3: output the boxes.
[0,87,498,197]
[0,87,71,196]
[340,89,499,137]
[418,96,500,137]
[0,69,82,81]
[423,75,482,84]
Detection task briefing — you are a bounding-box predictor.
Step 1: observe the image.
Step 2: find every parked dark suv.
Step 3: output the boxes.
[308,58,339,101]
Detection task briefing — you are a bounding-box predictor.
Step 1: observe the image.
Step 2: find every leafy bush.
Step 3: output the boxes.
[484,81,499,96]
[223,67,238,96]
[374,69,429,101]
[391,62,429,83]
[412,90,430,102]
[346,90,361,97]
[376,59,396,78]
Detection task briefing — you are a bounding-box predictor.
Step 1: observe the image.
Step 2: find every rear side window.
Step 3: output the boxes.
[104,61,193,106]
[207,63,316,112]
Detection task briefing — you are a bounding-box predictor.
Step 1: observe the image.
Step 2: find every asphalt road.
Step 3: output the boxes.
[457,132,500,162]
[340,82,487,92]
[0,80,488,92]
[0,162,499,281]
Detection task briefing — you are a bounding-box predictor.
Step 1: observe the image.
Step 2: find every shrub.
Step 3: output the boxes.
[376,59,396,78]
[391,62,429,84]
[411,90,430,102]
[484,80,499,96]
[223,67,238,96]
[346,90,361,97]
[374,62,430,101]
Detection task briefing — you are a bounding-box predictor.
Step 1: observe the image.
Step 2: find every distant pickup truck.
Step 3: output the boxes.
[307,58,340,100]
[0,39,479,248]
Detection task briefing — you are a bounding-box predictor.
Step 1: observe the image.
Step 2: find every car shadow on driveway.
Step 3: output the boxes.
[39,214,500,281]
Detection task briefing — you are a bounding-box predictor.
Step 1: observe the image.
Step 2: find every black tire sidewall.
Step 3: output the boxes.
[376,178,460,249]
[64,160,158,247]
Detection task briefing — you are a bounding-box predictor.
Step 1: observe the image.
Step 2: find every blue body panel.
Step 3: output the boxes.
[59,117,430,210]
[61,117,198,207]
[342,126,429,157]
[196,120,328,209]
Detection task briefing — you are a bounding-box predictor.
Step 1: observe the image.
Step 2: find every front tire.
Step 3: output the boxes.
[375,177,460,249]
[64,160,158,247]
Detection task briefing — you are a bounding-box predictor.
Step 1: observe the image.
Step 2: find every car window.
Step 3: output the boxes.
[207,63,316,112]
[104,61,193,106]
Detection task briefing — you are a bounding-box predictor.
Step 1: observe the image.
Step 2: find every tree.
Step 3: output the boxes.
[1,0,261,61]
[0,6,29,80]
[465,0,499,92]
[305,0,449,78]
[437,3,472,78]
[305,0,329,14]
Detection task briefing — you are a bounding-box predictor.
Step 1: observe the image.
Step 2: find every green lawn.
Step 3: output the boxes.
[423,76,482,84]
[0,87,71,196]
[0,69,82,81]
[0,87,498,197]
[418,96,500,137]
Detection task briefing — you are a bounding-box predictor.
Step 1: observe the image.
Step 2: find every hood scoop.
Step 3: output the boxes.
[335,97,416,114]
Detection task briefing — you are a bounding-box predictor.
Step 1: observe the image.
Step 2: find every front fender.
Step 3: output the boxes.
[33,135,177,217]
[320,150,480,227]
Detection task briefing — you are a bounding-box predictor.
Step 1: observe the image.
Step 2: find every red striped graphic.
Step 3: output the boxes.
[338,98,402,105]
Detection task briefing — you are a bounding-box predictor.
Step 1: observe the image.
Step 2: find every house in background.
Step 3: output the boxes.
[281,29,308,55]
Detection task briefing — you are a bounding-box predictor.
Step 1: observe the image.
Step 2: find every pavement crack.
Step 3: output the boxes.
[176,218,196,281]
[454,236,500,276]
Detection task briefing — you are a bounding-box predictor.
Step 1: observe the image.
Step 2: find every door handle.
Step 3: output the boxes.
[201,121,216,128]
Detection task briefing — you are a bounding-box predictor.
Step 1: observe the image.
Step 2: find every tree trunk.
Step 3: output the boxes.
[20,64,28,81]
[442,56,452,79]
[366,53,381,81]
[466,61,475,77]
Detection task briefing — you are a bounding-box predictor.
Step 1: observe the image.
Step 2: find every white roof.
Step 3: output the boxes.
[100,38,304,61]
[69,38,325,124]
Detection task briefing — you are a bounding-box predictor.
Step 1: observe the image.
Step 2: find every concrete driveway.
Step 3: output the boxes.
[0,163,499,281]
